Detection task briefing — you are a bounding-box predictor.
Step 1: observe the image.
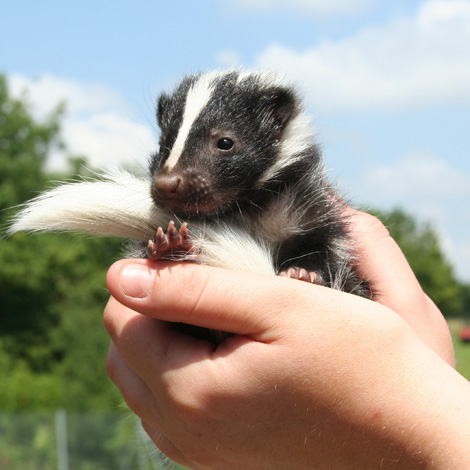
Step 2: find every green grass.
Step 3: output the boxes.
[447,317,470,380]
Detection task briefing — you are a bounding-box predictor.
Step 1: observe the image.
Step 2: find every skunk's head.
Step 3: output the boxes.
[150,70,314,218]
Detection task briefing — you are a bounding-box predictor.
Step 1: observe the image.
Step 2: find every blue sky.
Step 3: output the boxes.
[1,0,470,281]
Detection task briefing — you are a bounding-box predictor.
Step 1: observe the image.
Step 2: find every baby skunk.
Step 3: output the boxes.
[9,70,369,325]
[146,70,368,295]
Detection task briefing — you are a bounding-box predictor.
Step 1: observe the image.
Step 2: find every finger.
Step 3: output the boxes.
[106,259,311,341]
[141,421,197,469]
[104,296,220,391]
[106,341,164,427]
[346,209,454,364]
[346,209,423,300]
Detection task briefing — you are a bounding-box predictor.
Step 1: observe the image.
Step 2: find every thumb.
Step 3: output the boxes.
[106,259,300,340]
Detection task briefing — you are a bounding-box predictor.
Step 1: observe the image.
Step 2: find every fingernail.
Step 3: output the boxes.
[119,264,155,299]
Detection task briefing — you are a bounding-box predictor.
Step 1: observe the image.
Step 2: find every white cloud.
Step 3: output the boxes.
[348,152,470,214]
[254,0,470,111]
[225,0,373,16]
[366,153,470,202]
[439,231,470,281]
[8,74,156,172]
[451,239,470,281]
[9,74,131,118]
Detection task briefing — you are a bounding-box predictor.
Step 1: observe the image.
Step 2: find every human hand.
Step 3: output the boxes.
[346,210,455,366]
[104,213,467,469]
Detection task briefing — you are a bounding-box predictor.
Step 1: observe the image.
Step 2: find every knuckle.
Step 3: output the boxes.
[367,214,390,237]
[351,211,391,240]
[177,266,209,313]
[103,297,117,337]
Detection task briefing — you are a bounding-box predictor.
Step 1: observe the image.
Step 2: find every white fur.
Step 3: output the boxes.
[8,170,166,241]
[164,72,218,171]
[8,169,276,276]
[165,70,293,174]
[192,223,275,274]
[237,71,316,188]
[256,113,315,186]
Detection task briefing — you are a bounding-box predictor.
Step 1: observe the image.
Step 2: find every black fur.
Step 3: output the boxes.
[150,71,369,298]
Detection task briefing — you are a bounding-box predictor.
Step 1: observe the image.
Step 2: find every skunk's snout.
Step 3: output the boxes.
[154,175,182,201]
[153,171,216,215]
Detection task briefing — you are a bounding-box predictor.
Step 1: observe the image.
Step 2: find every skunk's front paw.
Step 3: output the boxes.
[147,221,193,260]
[278,267,326,285]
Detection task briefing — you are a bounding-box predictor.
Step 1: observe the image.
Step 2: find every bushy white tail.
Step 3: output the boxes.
[8,170,276,275]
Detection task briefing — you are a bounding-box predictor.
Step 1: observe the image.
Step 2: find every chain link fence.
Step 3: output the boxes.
[0,411,184,470]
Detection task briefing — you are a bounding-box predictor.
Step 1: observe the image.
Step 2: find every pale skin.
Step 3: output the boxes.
[104,211,470,469]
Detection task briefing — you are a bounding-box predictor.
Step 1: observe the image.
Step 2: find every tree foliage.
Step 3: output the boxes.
[372,208,467,317]
[0,75,62,211]
[0,74,123,411]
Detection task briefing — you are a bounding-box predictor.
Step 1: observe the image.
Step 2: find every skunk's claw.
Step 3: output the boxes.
[278,267,326,285]
[147,221,192,260]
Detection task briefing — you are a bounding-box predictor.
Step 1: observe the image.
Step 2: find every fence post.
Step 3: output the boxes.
[55,409,69,470]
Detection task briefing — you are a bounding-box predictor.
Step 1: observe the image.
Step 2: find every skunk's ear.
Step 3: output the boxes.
[258,86,298,131]
[156,92,170,129]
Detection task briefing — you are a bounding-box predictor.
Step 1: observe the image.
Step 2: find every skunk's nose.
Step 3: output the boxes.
[154,175,183,200]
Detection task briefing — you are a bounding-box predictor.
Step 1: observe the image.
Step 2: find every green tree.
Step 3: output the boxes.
[0,74,123,411]
[373,208,465,317]
[0,75,63,211]
[0,74,65,366]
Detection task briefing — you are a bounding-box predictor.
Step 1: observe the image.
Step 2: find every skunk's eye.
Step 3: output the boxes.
[217,138,234,151]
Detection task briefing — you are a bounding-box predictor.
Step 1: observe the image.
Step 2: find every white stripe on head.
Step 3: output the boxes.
[256,112,315,186]
[164,72,220,171]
